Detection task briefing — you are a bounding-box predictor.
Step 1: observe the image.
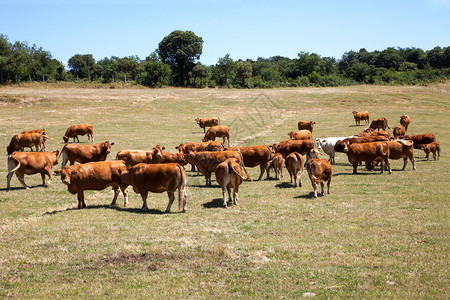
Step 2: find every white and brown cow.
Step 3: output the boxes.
[63,123,94,143]
[60,141,114,168]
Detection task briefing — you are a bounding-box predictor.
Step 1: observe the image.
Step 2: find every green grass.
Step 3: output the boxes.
[0,83,449,298]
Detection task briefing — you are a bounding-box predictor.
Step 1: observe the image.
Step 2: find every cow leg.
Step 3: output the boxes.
[433,150,437,161]
[140,191,149,210]
[266,165,271,180]
[43,167,52,187]
[165,191,175,213]
[121,187,129,207]
[384,158,392,174]
[312,181,318,198]
[298,169,303,187]
[352,162,358,174]
[6,172,14,191]
[402,158,408,171]
[76,136,80,143]
[17,174,29,189]
[233,183,239,205]
[320,182,325,196]
[258,163,266,181]
[425,152,429,160]
[111,188,120,206]
[77,191,86,209]
[289,171,293,183]
[327,178,332,195]
[411,156,416,170]
[293,171,297,187]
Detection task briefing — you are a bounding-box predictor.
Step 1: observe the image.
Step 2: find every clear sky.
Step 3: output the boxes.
[1,0,449,66]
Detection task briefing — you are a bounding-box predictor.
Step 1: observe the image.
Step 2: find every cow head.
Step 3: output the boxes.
[63,136,69,143]
[363,128,374,133]
[52,150,60,165]
[6,145,15,155]
[288,132,295,139]
[152,146,164,161]
[342,141,350,153]
[315,139,325,149]
[102,141,114,154]
[195,118,200,124]
[60,167,76,185]
[352,111,358,116]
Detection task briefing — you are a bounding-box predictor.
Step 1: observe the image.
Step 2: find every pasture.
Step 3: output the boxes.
[0,83,448,298]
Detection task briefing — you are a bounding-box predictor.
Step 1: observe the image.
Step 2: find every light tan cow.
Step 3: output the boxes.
[215,158,250,208]
[284,152,304,187]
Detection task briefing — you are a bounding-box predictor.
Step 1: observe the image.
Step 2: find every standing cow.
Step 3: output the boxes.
[369,118,390,131]
[297,121,315,133]
[342,141,392,174]
[116,146,163,168]
[7,132,47,154]
[266,152,284,180]
[306,149,333,198]
[63,123,94,143]
[352,111,370,126]
[225,145,271,181]
[215,158,250,208]
[285,152,304,187]
[60,141,114,168]
[393,125,406,138]
[400,115,410,132]
[195,117,220,133]
[202,126,230,146]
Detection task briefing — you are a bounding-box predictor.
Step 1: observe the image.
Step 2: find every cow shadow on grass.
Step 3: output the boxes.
[190,184,221,189]
[0,184,46,192]
[202,198,227,209]
[42,204,166,216]
[275,182,295,189]
[294,192,316,199]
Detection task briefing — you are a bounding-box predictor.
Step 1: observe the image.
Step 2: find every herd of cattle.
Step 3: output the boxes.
[5,113,441,212]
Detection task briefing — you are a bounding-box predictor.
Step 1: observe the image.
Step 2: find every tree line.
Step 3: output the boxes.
[1,31,449,87]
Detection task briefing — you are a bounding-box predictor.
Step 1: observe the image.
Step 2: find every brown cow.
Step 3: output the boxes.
[393,125,406,138]
[215,158,250,208]
[195,117,220,133]
[272,139,315,159]
[57,161,129,209]
[176,141,225,154]
[420,142,440,161]
[359,128,391,140]
[306,149,333,198]
[7,151,59,190]
[161,152,187,166]
[366,140,416,171]
[369,118,390,131]
[21,129,48,151]
[284,152,304,187]
[60,141,114,168]
[225,145,271,180]
[116,146,163,168]
[288,130,312,140]
[7,132,47,154]
[342,141,392,174]
[118,163,187,212]
[397,134,436,149]
[63,123,94,143]
[400,115,410,132]
[202,126,230,146]
[297,121,315,132]
[334,135,389,153]
[266,152,284,180]
[352,111,370,126]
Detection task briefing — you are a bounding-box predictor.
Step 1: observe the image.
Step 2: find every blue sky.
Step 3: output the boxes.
[1,0,449,66]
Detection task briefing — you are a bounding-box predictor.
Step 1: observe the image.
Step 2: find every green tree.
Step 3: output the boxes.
[68,54,95,80]
[191,63,211,87]
[141,52,172,87]
[216,53,235,86]
[235,61,252,87]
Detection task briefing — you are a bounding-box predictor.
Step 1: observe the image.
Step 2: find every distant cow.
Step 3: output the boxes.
[288,130,312,140]
[420,142,440,161]
[272,139,315,159]
[266,152,284,180]
[306,149,333,198]
[7,150,59,190]
[397,134,436,149]
[315,136,357,164]
[284,152,304,187]
[369,118,390,131]
[297,121,315,132]
[215,158,250,208]
[196,117,220,133]
[119,163,187,212]
[225,145,271,180]
[202,126,230,146]
[57,161,129,209]
[393,125,406,138]
[116,146,163,168]
[21,129,48,151]
[61,141,114,168]
[342,141,391,174]
[7,132,46,155]
[352,111,370,126]
[176,141,225,154]
[63,123,94,143]
[400,115,410,132]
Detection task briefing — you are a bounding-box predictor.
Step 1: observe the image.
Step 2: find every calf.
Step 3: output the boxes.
[400,115,410,132]
[369,117,390,131]
[288,130,312,140]
[393,125,406,138]
[61,141,114,168]
[284,152,304,187]
[225,145,271,180]
[195,117,220,133]
[298,121,315,132]
[272,139,315,159]
[7,132,46,154]
[352,111,370,126]
[266,152,284,180]
[420,142,440,161]
[306,149,333,198]
[343,141,391,174]
[116,146,163,168]
[57,161,129,209]
[63,123,94,143]
[315,136,356,164]
[202,126,230,146]
[397,134,436,149]
[215,158,250,208]
[119,163,187,212]
[7,151,59,190]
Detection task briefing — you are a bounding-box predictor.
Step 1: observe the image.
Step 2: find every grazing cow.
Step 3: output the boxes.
[284,152,304,187]
[369,118,390,131]
[225,145,271,180]
[202,126,230,146]
[366,140,416,171]
[288,130,312,140]
[60,141,114,168]
[266,152,284,180]
[272,139,315,159]
[118,163,187,212]
[315,136,357,164]
[56,161,129,209]
[297,121,315,133]
[176,141,225,154]
[63,123,94,143]
[186,150,250,186]
[306,149,333,198]
[420,142,440,161]
[161,152,187,166]
[400,115,410,132]
[195,117,220,133]
[116,146,163,168]
[334,135,390,153]
[393,125,406,138]
[342,141,392,174]
[7,132,47,155]
[7,150,59,191]
[352,111,370,126]
[21,129,48,151]
[397,134,436,149]
[359,128,391,140]
[215,158,250,208]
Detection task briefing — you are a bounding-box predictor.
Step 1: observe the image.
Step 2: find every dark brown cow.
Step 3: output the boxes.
[195,117,220,133]
[288,130,312,140]
[21,129,48,151]
[7,132,46,154]
[202,126,230,146]
[60,141,114,168]
[397,134,436,149]
[63,123,94,143]
[369,118,390,131]
[334,135,390,153]
[266,152,284,180]
[393,125,406,138]
[118,163,187,212]
[215,158,250,208]
[116,146,163,168]
[285,152,304,187]
[306,149,333,198]
[366,140,416,171]
[7,151,59,190]
[57,161,129,209]
[400,115,410,132]
[352,111,370,126]
[161,152,187,166]
[272,139,315,159]
[225,145,271,180]
[297,121,315,132]
[420,142,440,161]
[342,141,391,174]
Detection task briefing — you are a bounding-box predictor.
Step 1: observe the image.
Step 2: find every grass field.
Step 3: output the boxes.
[0,83,448,298]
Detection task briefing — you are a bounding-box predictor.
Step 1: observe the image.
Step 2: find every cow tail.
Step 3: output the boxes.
[8,154,21,173]
[177,164,187,211]
[58,144,67,160]
[237,152,252,181]
[228,159,248,181]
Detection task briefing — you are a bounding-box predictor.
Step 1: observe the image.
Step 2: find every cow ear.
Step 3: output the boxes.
[110,142,115,146]
[54,150,60,156]
[162,147,165,150]
[118,169,123,175]
[54,170,62,174]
